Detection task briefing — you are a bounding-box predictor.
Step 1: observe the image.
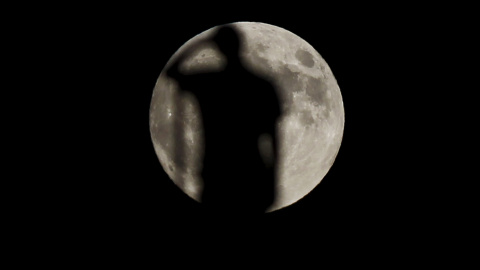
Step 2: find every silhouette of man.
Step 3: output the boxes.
[167,26,281,217]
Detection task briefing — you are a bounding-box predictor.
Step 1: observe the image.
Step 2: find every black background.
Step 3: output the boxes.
[26,3,468,259]
[72,10,402,226]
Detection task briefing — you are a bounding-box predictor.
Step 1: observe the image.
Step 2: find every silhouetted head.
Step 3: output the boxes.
[213,26,241,59]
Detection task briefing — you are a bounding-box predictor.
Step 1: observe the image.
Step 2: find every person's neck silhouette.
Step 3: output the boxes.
[213,27,241,69]
[167,25,281,218]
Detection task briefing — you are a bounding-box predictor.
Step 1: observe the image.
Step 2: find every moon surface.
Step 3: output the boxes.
[150,22,344,212]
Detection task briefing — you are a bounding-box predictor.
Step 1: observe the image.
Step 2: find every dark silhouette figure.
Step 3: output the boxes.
[167,26,281,217]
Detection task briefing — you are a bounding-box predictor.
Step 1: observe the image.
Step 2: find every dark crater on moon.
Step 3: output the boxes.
[305,76,327,105]
[275,65,302,111]
[306,77,331,118]
[295,49,314,68]
[256,43,269,53]
[300,110,316,126]
[277,66,301,92]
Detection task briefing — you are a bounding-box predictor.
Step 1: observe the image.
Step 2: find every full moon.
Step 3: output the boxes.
[150,22,344,212]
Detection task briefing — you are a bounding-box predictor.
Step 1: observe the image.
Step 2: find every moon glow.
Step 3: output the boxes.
[150,22,344,212]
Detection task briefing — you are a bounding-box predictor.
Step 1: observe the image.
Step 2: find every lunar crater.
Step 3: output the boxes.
[256,43,269,53]
[305,76,328,107]
[295,49,315,68]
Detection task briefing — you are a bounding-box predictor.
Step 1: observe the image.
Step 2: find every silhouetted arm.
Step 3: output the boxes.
[258,88,282,169]
[270,110,280,169]
[166,39,211,86]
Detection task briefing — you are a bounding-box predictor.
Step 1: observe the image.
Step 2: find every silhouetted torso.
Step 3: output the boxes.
[168,26,281,217]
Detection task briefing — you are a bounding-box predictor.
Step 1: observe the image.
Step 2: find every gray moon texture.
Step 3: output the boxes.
[149,22,344,212]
